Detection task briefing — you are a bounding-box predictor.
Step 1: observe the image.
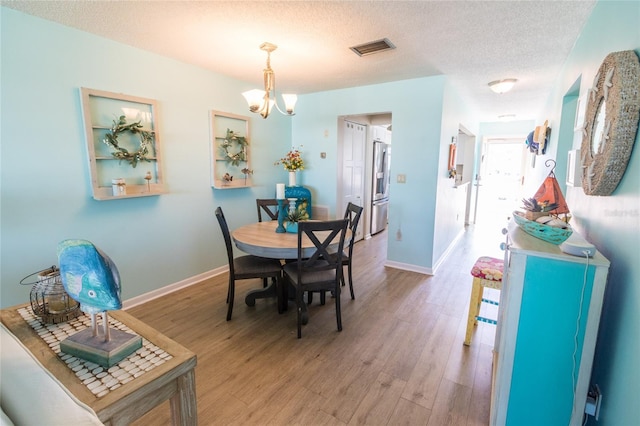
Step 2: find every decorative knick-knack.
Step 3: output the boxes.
[111,178,126,196]
[144,171,152,191]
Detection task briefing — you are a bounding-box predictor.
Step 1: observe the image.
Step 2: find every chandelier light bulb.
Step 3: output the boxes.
[242,89,266,113]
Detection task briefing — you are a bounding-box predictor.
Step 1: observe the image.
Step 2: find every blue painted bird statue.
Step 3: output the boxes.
[57,239,122,315]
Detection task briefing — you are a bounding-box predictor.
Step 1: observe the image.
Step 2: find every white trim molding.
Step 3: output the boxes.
[123,266,227,310]
[384,261,433,276]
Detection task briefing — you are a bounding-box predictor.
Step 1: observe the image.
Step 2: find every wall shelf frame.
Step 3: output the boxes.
[80,88,166,200]
[210,110,252,189]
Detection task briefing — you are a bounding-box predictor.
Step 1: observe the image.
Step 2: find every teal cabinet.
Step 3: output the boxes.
[491,221,609,426]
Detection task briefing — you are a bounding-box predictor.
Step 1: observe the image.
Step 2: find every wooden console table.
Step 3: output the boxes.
[1,304,197,426]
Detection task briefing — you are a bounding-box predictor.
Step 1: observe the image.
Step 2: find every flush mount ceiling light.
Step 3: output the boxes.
[489,78,518,94]
[242,42,297,119]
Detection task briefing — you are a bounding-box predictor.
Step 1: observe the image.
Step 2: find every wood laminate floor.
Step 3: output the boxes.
[129,223,506,425]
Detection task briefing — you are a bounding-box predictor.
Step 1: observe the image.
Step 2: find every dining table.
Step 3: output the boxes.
[231,220,349,317]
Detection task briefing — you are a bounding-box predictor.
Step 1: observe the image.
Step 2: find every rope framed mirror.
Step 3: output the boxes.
[580,50,640,196]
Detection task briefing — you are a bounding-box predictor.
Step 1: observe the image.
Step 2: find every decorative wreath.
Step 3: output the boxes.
[220,129,248,166]
[103,115,155,168]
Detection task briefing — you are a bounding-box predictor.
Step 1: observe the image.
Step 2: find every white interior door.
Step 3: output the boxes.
[341,120,366,241]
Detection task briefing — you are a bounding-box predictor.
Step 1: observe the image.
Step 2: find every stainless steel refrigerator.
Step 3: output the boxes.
[371,141,390,235]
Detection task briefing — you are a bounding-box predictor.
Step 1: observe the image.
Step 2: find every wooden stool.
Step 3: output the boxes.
[464,256,504,346]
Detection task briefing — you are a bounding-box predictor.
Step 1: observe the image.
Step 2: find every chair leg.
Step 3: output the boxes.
[276,276,283,314]
[335,284,342,332]
[347,263,355,300]
[226,278,235,321]
[296,285,303,339]
[475,286,485,325]
[464,278,482,345]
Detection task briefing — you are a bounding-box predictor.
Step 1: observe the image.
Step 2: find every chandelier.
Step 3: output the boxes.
[242,42,297,119]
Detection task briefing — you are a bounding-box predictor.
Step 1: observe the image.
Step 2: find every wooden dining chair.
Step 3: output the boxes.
[215,207,283,321]
[341,202,364,299]
[256,198,279,222]
[282,219,349,338]
[255,198,281,288]
[312,202,364,305]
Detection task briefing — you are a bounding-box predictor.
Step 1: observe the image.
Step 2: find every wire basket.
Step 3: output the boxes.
[20,266,80,324]
[513,211,573,245]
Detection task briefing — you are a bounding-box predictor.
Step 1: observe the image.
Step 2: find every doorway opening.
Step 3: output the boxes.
[338,113,392,243]
[474,137,527,230]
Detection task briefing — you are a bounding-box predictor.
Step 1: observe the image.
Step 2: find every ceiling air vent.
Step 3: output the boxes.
[350,38,395,57]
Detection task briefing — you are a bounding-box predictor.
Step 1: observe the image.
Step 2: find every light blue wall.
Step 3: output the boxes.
[1,8,292,306]
[292,77,448,270]
[432,80,479,266]
[535,1,640,424]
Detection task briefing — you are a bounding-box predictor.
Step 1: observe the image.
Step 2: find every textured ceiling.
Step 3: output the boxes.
[3,0,596,121]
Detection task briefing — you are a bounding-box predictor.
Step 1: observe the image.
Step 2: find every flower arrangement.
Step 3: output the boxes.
[275,147,304,172]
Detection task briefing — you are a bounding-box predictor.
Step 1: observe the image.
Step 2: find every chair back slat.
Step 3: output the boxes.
[297,219,348,274]
[256,199,279,222]
[344,202,364,252]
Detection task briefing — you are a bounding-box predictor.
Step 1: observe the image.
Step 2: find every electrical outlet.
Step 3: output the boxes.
[397,174,406,183]
[585,384,602,420]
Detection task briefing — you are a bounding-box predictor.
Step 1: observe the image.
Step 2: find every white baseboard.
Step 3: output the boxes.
[384,260,433,276]
[384,227,465,276]
[122,265,228,310]
[431,228,465,275]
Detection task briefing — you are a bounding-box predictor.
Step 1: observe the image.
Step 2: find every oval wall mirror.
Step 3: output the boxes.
[590,99,606,156]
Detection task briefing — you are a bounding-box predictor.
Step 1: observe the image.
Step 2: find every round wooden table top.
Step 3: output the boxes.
[232,221,346,259]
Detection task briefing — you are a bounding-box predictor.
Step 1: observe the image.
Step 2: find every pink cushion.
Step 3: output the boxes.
[471,256,504,281]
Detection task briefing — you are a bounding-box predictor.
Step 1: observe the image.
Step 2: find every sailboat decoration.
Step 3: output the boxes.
[527,160,571,220]
[513,160,573,244]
